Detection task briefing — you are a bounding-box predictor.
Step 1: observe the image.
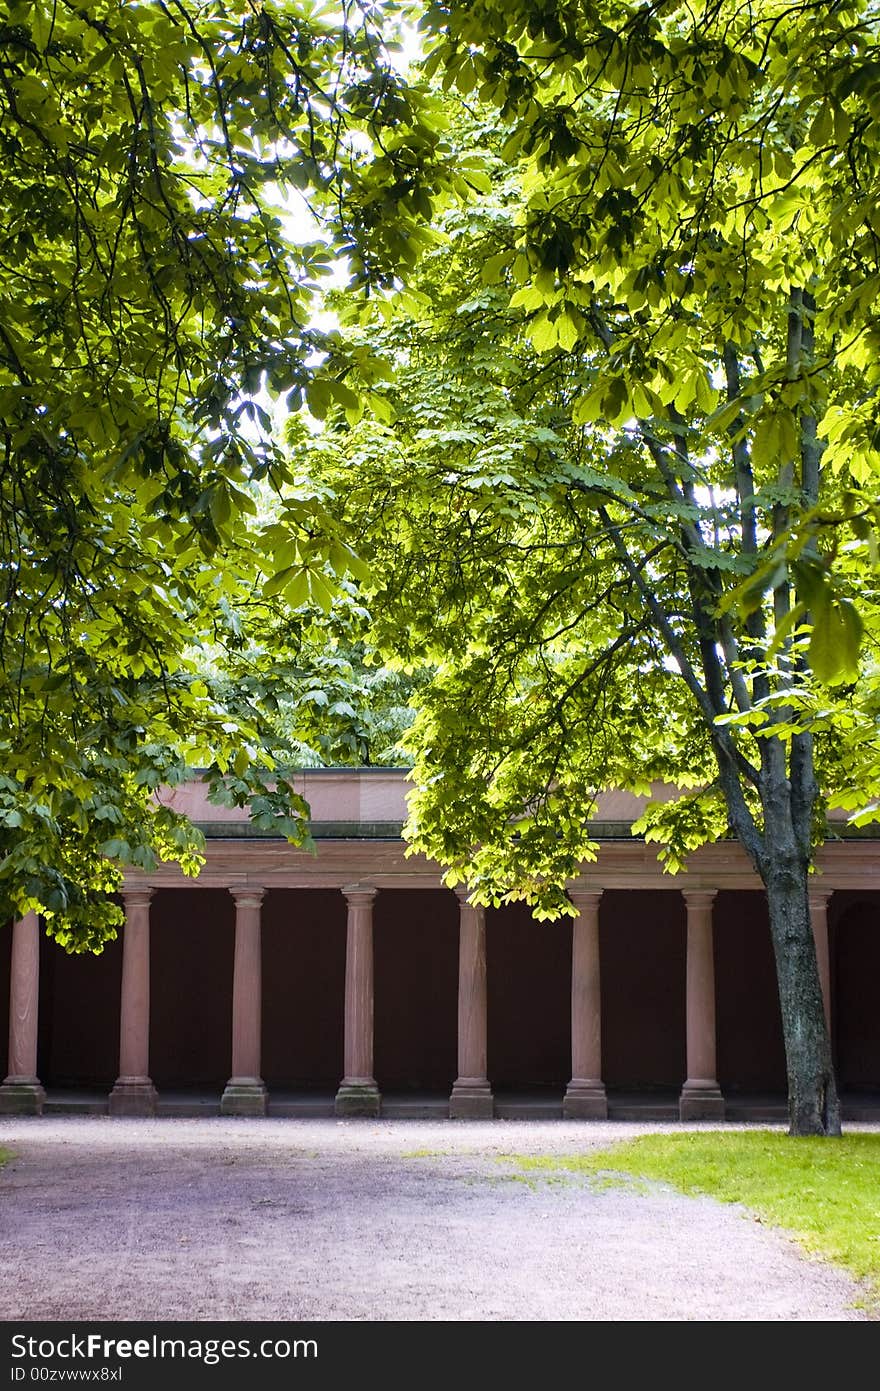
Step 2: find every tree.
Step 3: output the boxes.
[306,0,880,1135]
[0,0,456,948]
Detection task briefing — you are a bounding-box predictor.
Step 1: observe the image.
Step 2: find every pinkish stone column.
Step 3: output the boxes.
[335,885,380,1116]
[449,887,493,1118]
[809,887,832,1032]
[679,889,725,1120]
[222,888,267,1117]
[563,889,607,1119]
[0,913,46,1115]
[110,889,157,1117]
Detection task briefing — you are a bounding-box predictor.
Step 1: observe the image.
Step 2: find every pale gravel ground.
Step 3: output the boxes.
[0,1116,875,1322]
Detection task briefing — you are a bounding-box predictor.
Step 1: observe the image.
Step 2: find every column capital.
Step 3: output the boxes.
[122,887,154,909]
[808,885,833,910]
[682,889,718,911]
[453,888,488,924]
[342,884,377,907]
[229,886,265,908]
[567,887,603,912]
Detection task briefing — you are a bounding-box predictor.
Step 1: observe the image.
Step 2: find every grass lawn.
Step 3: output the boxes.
[514,1130,880,1313]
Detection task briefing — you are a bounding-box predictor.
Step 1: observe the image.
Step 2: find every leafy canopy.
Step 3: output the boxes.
[0,0,459,948]
[303,0,880,914]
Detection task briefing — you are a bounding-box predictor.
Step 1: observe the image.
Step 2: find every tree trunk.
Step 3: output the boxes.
[763,860,840,1137]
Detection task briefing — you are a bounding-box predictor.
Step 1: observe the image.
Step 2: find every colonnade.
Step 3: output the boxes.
[0,885,834,1118]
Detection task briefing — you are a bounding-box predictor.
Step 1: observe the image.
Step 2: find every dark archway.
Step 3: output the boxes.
[487,903,571,1091]
[831,892,880,1094]
[261,888,346,1090]
[149,889,234,1089]
[374,889,458,1092]
[37,922,122,1088]
[714,890,786,1094]
[600,890,685,1091]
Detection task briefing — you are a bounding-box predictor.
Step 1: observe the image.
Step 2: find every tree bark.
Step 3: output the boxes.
[763,864,840,1136]
[757,766,840,1137]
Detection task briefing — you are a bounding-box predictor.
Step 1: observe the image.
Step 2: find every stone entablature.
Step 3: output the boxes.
[146,768,880,892]
[119,834,880,896]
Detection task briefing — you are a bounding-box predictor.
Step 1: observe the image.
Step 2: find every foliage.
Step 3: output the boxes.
[416,0,880,657]
[0,0,456,947]
[512,1132,880,1313]
[200,577,426,769]
[308,175,877,909]
[305,1,880,1131]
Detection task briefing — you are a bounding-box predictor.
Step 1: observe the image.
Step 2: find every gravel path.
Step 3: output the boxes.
[0,1117,873,1322]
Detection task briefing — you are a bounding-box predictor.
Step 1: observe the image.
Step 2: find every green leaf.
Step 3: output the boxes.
[751,414,781,468]
[283,570,310,608]
[331,380,360,412]
[528,313,559,354]
[481,252,510,285]
[571,386,604,425]
[264,565,298,598]
[809,599,863,685]
[306,379,333,420]
[308,571,335,612]
[555,312,581,353]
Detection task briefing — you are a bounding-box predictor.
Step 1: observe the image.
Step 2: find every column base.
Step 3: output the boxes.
[221,1080,268,1117]
[563,1080,608,1120]
[335,1080,381,1117]
[449,1079,494,1119]
[109,1078,157,1117]
[679,1080,725,1121]
[0,1079,46,1115]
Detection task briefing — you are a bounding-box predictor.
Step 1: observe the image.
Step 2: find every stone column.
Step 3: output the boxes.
[563,889,607,1119]
[222,888,267,1116]
[0,913,46,1115]
[110,888,157,1117]
[449,887,493,1118]
[809,887,833,1032]
[679,889,725,1120]
[335,885,381,1116]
